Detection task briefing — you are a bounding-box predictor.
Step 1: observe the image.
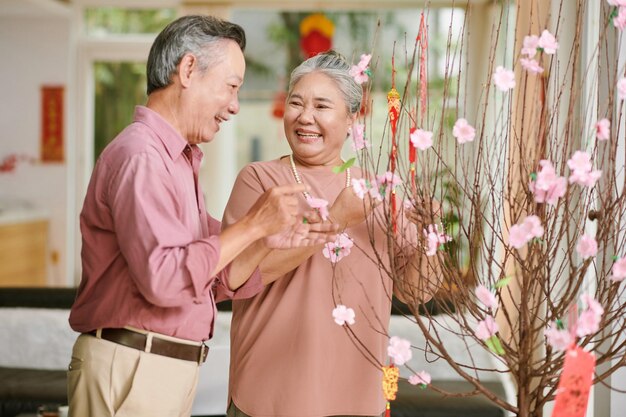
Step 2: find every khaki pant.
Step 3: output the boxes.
[67,334,200,417]
[227,401,384,417]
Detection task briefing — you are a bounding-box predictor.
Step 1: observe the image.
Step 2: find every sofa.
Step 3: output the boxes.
[0,287,508,417]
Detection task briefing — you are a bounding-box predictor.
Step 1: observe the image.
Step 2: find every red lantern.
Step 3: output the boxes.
[299,13,334,58]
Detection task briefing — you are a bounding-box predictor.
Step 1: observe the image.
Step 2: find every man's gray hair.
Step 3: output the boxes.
[146,15,246,95]
[288,50,363,115]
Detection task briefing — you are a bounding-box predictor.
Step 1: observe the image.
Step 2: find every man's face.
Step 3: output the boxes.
[186,40,245,144]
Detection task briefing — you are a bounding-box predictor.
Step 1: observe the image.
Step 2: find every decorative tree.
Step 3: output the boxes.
[323,1,626,417]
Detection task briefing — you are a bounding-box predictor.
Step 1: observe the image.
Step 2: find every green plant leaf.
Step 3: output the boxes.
[495,276,511,288]
[486,335,505,355]
[333,157,355,174]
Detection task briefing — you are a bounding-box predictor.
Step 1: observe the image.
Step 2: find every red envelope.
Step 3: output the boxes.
[551,346,596,417]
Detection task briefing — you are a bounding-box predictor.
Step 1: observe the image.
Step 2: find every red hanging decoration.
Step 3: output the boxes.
[410,12,428,191]
[387,56,400,234]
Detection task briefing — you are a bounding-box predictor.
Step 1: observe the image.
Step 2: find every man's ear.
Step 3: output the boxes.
[177,53,196,89]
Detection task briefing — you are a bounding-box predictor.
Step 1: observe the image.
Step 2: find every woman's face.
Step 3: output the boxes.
[284,71,355,167]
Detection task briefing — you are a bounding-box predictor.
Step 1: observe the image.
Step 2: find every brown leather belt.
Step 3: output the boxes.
[89,328,208,364]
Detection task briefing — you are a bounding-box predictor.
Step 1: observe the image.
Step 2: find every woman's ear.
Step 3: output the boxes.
[346,112,358,135]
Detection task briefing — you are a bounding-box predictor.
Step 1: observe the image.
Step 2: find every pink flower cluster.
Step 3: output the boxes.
[387,336,412,366]
[576,294,604,338]
[424,224,452,256]
[475,315,499,340]
[508,215,544,249]
[332,304,356,326]
[544,323,573,352]
[529,160,567,205]
[475,285,498,310]
[608,1,626,30]
[493,66,516,92]
[349,54,372,85]
[610,257,626,282]
[410,128,433,150]
[519,30,559,75]
[351,123,369,150]
[306,196,330,220]
[408,371,431,387]
[351,172,402,201]
[452,118,476,144]
[576,234,598,259]
[323,233,354,263]
[544,294,604,352]
[596,118,611,141]
[567,151,601,187]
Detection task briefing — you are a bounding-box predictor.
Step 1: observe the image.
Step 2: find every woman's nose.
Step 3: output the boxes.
[298,106,314,123]
[228,97,240,115]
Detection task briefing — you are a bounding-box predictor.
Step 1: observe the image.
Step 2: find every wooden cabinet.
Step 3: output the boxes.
[0,215,48,286]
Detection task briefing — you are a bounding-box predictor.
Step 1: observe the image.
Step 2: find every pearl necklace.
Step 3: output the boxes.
[289,154,351,200]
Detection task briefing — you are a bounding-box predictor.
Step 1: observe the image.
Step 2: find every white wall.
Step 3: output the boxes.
[0,14,72,286]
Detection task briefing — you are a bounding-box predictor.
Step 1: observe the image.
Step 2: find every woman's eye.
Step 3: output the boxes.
[289,101,303,106]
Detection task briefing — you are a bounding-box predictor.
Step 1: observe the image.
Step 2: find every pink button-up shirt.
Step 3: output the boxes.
[69,106,262,342]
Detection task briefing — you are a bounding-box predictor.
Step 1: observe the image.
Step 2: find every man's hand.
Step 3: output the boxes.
[244,183,308,238]
[328,187,379,229]
[264,219,338,249]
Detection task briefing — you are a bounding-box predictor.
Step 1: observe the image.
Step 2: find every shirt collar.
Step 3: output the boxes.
[132,105,197,161]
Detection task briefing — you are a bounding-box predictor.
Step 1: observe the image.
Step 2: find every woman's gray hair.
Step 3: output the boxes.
[288,50,362,115]
[146,15,246,95]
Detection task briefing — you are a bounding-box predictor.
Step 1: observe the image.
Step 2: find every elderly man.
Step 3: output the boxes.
[68,15,335,417]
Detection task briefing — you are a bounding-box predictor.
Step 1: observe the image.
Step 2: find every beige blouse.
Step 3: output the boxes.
[222,158,416,417]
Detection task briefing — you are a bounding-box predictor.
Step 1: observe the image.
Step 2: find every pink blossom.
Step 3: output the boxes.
[567,150,593,172]
[581,294,604,317]
[388,336,412,366]
[349,54,372,85]
[475,315,499,340]
[424,224,452,256]
[323,233,354,263]
[351,178,369,199]
[520,58,544,74]
[376,171,402,189]
[576,234,598,259]
[452,118,476,144]
[567,151,602,187]
[545,323,574,352]
[610,257,626,282]
[529,160,567,205]
[410,128,433,150]
[351,123,369,150]
[368,180,383,201]
[508,215,544,249]
[408,371,431,386]
[576,294,604,338]
[475,285,498,310]
[306,196,329,220]
[618,77,626,101]
[332,305,356,326]
[576,309,602,338]
[596,118,611,141]
[608,0,626,6]
[614,7,626,30]
[521,35,540,57]
[537,30,559,54]
[493,66,516,92]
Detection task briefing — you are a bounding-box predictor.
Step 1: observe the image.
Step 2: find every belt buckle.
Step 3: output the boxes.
[198,343,209,364]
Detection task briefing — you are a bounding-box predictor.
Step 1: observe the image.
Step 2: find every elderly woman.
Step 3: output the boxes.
[222,50,437,417]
